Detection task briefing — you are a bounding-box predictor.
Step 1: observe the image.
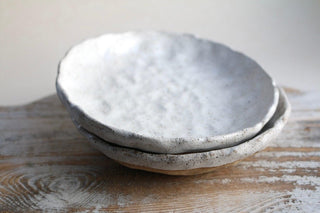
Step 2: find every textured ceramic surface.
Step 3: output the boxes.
[77,88,290,175]
[57,31,279,154]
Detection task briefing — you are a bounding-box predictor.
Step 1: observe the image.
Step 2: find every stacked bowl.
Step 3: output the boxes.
[56,31,291,175]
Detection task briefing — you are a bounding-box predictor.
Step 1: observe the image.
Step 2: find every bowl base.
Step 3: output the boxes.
[116,160,240,176]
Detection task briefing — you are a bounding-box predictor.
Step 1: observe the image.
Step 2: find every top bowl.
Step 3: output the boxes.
[56,31,278,154]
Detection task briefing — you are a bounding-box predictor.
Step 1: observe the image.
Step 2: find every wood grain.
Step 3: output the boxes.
[0,88,319,212]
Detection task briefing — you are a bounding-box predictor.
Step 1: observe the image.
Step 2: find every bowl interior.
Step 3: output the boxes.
[58,31,277,141]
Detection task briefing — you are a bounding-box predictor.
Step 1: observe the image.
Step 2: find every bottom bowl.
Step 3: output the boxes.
[77,87,290,175]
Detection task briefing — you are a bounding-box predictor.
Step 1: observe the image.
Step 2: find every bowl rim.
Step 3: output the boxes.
[56,31,279,154]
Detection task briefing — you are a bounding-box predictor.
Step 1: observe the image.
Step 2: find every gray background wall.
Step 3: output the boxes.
[1,0,319,105]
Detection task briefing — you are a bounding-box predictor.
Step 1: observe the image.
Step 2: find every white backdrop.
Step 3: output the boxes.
[1,0,319,105]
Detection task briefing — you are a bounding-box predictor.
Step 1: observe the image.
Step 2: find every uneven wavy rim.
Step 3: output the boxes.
[78,87,291,171]
[56,31,279,154]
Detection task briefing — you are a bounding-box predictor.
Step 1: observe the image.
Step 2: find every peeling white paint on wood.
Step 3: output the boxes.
[0,88,319,212]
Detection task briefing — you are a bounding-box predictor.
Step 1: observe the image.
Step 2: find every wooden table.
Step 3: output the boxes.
[0,88,319,212]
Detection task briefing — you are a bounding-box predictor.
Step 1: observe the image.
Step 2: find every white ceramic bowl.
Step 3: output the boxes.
[57,31,279,154]
[77,87,290,175]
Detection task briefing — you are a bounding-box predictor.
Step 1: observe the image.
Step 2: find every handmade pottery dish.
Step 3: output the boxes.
[57,31,279,154]
[76,87,290,175]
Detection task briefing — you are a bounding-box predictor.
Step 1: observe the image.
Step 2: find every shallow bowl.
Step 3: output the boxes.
[57,31,279,154]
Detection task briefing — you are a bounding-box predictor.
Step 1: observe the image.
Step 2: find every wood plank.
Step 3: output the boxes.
[0,88,319,212]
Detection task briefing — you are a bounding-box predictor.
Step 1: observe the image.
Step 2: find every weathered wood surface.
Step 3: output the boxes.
[0,88,319,212]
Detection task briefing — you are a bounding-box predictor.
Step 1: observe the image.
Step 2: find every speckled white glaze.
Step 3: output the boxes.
[78,88,290,171]
[57,31,279,154]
